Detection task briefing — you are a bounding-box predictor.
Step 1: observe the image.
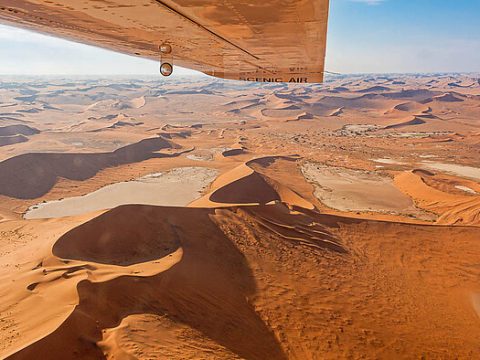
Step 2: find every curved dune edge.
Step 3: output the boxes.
[1,158,323,358]
[189,156,315,210]
[5,203,345,359]
[2,156,480,359]
[97,313,243,359]
[129,96,146,109]
[384,101,431,115]
[5,204,480,358]
[2,163,480,358]
[1,239,183,359]
[0,136,188,199]
[384,116,426,129]
[394,170,480,225]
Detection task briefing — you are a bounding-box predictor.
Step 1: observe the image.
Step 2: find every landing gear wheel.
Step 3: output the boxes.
[160,62,173,77]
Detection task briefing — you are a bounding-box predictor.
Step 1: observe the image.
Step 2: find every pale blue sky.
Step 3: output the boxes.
[0,0,479,75]
[326,0,480,73]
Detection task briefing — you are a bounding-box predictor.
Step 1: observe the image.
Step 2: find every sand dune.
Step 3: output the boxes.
[387,101,429,114]
[0,134,29,147]
[107,120,143,129]
[315,94,397,111]
[329,107,344,116]
[86,118,144,132]
[224,98,263,110]
[210,170,280,205]
[0,112,24,118]
[0,102,18,108]
[284,111,315,122]
[0,137,183,199]
[14,95,37,102]
[383,89,441,102]
[1,75,480,359]
[261,107,304,119]
[395,170,480,225]
[384,116,426,129]
[0,116,30,123]
[193,162,282,206]
[3,201,480,358]
[0,125,39,136]
[356,85,391,93]
[296,112,315,120]
[189,158,313,210]
[0,125,39,148]
[4,204,344,359]
[16,108,42,114]
[85,98,144,112]
[97,313,243,359]
[448,81,476,88]
[222,148,246,157]
[428,92,465,103]
[227,100,265,117]
[129,96,146,109]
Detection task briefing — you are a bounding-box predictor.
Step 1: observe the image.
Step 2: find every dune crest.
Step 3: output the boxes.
[0,136,186,199]
[4,203,346,359]
[191,158,314,210]
[1,74,480,359]
[395,170,480,225]
[384,116,426,129]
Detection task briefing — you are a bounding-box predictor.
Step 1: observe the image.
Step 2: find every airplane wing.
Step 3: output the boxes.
[0,0,329,83]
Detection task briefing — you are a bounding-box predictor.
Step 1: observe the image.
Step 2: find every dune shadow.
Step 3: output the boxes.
[210,172,280,205]
[11,205,287,360]
[0,137,181,199]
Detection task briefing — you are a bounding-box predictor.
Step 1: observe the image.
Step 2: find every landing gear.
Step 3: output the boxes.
[160,62,173,77]
[159,43,173,77]
[159,43,172,55]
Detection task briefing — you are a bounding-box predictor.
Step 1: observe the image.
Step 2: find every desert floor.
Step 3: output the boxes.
[0,74,479,359]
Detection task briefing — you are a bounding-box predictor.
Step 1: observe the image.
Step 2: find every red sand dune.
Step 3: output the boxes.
[1,75,479,359]
[0,137,186,199]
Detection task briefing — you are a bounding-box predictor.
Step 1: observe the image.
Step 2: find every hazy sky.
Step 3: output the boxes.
[0,0,479,75]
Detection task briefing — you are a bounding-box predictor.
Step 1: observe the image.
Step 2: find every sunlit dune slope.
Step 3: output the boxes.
[2,160,480,359]
[1,74,480,359]
[395,170,480,225]
[4,204,480,359]
[190,157,314,209]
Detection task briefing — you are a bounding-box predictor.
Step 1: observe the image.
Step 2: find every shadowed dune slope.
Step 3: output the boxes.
[385,101,430,114]
[357,85,391,93]
[210,171,280,204]
[5,202,480,359]
[0,134,29,147]
[222,148,245,157]
[0,137,183,199]
[0,125,39,136]
[53,207,181,266]
[384,116,426,129]
[1,75,480,359]
[428,92,465,103]
[9,204,346,359]
[191,158,314,209]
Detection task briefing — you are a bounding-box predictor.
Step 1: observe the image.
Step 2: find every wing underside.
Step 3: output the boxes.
[0,0,329,83]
